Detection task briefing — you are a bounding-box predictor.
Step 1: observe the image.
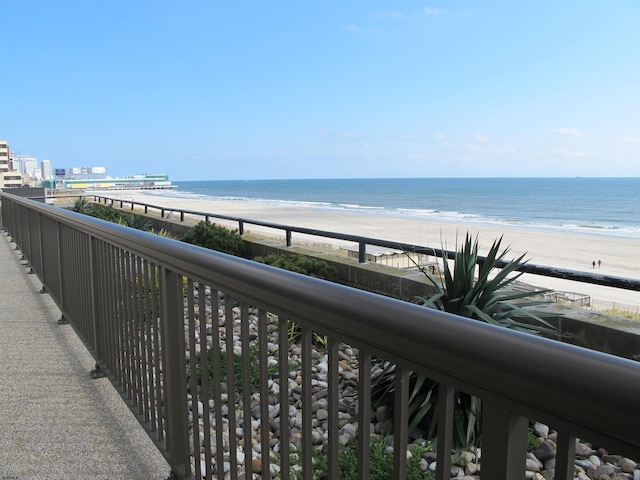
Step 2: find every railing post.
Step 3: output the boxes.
[160,268,189,478]
[180,211,184,222]
[88,235,105,378]
[286,229,292,247]
[238,220,244,236]
[358,241,367,263]
[480,401,528,479]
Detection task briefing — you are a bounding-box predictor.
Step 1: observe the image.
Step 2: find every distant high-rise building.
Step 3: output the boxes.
[0,140,24,188]
[0,140,9,173]
[16,156,38,177]
[41,159,52,180]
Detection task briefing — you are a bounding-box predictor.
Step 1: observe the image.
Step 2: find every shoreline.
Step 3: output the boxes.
[95,190,640,311]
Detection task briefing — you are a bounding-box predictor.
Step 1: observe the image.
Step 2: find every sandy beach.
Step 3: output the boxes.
[99,191,640,311]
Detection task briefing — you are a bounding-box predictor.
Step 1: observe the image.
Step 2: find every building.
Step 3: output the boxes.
[41,159,52,180]
[59,173,174,190]
[0,140,23,188]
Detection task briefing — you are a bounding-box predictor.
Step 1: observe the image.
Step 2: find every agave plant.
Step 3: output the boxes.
[415,233,558,335]
[71,197,91,213]
[125,214,152,231]
[371,233,560,448]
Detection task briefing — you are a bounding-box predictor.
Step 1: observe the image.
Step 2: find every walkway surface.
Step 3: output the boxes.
[0,230,171,479]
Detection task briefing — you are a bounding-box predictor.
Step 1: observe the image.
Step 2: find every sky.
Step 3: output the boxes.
[1,1,639,181]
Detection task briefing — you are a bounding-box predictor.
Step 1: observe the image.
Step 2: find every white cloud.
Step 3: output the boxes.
[474,134,489,143]
[555,127,584,137]
[622,136,640,144]
[424,7,441,16]
[434,133,454,147]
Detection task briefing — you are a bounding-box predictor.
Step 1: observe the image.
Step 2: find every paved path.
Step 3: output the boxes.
[0,230,171,479]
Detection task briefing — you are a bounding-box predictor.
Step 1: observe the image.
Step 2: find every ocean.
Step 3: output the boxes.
[157,178,640,240]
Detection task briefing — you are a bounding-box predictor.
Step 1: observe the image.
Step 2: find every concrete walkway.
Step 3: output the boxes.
[0,230,172,479]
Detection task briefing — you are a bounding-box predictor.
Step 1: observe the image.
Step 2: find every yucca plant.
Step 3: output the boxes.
[71,197,91,213]
[371,233,560,448]
[124,214,152,231]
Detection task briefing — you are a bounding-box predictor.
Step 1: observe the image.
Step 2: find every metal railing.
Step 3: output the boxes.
[91,194,640,293]
[3,191,640,480]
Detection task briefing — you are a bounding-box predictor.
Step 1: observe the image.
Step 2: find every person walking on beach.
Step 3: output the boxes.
[592,260,596,268]
[598,259,602,268]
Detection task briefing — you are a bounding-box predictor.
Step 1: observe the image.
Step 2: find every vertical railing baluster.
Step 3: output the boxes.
[133,256,144,413]
[278,317,290,480]
[240,303,253,480]
[89,235,103,374]
[115,249,126,389]
[327,338,339,479]
[151,262,164,440]
[141,258,152,424]
[480,401,528,479]
[436,383,454,480]
[124,251,135,401]
[393,366,409,479]
[210,289,225,476]
[301,327,312,480]
[198,283,212,479]
[225,299,238,479]
[160,268,190,478]
[357,352,371,480]
[554,431,577,480]
[187,279,199,479]
[258,310,270,477]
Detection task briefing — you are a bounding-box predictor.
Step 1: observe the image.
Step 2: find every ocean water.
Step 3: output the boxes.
[159,178,640,239]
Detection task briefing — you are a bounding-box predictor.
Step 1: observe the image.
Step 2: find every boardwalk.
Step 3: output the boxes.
[0,230,171,479]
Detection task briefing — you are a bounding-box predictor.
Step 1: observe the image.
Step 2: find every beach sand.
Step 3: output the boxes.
[100,191,640,311]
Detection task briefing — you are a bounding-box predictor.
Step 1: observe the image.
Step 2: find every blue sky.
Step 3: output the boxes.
[2,1,639,180]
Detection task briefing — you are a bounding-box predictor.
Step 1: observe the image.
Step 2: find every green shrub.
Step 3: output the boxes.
[253,254,338,281]
[125,214,151,231]
[291,438,435,479]
[86,205,130,224]
[194,343,277,398]
[71,197,91,213]
[181,221,246,257]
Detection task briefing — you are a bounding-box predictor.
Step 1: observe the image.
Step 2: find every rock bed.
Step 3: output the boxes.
[183,289,639,480]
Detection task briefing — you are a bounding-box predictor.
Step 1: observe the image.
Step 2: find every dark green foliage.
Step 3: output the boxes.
[253,254,338,281]
[125,214,151,231]
[181,221,246,257]
[86,205,130,224]
[71,197,91,213]
[194,343,276,398]
[413,233,558,336]
[372,233,561,449]
[291,438,435,480]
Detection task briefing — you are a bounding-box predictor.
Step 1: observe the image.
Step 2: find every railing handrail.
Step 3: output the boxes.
[5,191,640,462]
[89,194,640,292]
